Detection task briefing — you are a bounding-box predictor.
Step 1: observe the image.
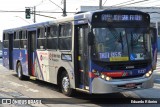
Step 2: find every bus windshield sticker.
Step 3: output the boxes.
[110,57,129,61]
[130,53,144,60]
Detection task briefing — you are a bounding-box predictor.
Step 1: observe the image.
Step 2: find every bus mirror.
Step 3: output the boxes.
[88,32,94,45]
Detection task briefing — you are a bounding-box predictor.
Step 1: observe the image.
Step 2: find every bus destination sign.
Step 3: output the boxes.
[101,14,142,22]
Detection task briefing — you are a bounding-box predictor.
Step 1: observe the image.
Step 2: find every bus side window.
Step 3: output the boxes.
[13,31,20,48]
[47,25,58,49]
[20,30,27,49]
[3,33,9,48]
[37,27,46,50]
[59,23,72,50]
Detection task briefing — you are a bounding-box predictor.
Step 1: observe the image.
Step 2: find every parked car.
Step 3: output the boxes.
[0,50,2,58]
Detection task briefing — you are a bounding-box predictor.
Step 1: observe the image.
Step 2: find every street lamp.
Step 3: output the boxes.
[15,16,31,24]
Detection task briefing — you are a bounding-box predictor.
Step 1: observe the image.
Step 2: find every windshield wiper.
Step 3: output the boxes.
[120,33,124,52]
[131,32,134,51]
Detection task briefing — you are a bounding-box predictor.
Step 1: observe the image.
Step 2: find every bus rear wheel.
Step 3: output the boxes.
[16,62,24,80]
[61,71,74,96]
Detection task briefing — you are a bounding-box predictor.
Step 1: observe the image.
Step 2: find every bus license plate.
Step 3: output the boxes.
[125,83,136,88]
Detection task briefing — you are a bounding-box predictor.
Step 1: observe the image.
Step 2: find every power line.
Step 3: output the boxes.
[35,13,56,19]
[48,0,63,11]
[0,10,75,13]
[116,0,150,7]
[35,0,45,7]
[136,0,159,5]
[111,0,135,6]
[103,0,107,6]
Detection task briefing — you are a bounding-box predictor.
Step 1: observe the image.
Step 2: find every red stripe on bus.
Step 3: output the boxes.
[88,72,98,78]
[102,71,124,77]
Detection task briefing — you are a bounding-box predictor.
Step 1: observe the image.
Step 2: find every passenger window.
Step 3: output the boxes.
[47,25,58,49]
[3,33,9,48]
[59,23,72,50]
[37,27,46,49]
[13,31,20,48]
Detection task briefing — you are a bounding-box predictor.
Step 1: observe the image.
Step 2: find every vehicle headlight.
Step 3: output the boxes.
[145,70,152,78]
[106,76,112,81]
[101,74,105,79]
[100,73,112,81]
[92,69,112,81]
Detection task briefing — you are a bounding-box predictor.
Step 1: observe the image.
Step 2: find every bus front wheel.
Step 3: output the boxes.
[61,71,74,96]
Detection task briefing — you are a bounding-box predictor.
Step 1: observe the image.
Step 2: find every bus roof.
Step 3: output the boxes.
[3,9,149,33]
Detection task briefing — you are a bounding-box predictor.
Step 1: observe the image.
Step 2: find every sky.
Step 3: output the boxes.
[0,0,160,41]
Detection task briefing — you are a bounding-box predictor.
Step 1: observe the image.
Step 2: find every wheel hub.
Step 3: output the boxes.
[18,65,21,77]
[62,77,69,92]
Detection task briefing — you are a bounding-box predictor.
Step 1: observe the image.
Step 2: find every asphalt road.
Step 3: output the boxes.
[0,58,159,107]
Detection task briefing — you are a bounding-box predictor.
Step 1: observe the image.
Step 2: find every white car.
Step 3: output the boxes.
[0,50,2,58]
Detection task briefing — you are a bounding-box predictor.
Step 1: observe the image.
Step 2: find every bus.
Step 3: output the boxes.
[2,9,157,96]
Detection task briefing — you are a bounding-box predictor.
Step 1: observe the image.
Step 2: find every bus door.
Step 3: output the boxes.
[27,30,36,76]
[9,33,13,70]
[75,24,89,90]
[150,27,158,70]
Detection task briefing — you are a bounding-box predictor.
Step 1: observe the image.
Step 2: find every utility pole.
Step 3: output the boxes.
[33,6,36,23]
[62,0,67,16]
[99,0,103,9]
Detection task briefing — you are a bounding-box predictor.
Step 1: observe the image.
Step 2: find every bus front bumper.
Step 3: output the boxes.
[91,75,153,94]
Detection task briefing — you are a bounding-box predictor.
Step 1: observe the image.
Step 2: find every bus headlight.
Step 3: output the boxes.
[148,70,152,75]
[92,69,112,81]
[101,74,105,79]
[145,73,150,77]
[106,76,112,81]
[145,70,152,78]
[100,73,112,81]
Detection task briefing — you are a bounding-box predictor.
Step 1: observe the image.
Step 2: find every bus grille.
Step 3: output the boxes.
[109,61,149,70]
[94,60,150,70]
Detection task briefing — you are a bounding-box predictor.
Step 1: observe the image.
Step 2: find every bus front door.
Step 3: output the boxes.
[9,33,13,70]
[28,30,36,76]
[75,25,89,90]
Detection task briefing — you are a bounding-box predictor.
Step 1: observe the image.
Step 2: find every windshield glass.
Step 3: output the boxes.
[91,28,151,62]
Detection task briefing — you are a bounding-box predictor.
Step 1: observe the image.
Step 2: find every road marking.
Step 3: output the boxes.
[26,88,39,92]
[3,81,23,87]
[4,81,39,93]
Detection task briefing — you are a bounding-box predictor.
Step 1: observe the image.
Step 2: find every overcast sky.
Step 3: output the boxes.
[0,0,160,41]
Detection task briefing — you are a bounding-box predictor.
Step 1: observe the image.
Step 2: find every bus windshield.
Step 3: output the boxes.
[91,28,151,62]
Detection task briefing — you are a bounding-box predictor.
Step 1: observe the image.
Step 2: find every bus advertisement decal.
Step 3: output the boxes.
[130,53,144,60]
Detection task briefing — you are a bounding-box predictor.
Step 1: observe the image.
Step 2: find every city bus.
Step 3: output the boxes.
[2,9,157,96]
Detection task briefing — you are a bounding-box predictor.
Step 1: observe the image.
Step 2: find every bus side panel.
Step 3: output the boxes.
[3,49,9,69]
[35,50,49,82]
[34,50,75,87]
[13,49,21,70]
[20,49,28,76]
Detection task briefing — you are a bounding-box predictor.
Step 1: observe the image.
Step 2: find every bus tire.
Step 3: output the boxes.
[61,71,74,96]
[16,62,24,80]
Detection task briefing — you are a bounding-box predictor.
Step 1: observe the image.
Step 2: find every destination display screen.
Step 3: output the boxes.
[101,14,142,22]
[92,11,149,23]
